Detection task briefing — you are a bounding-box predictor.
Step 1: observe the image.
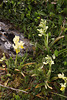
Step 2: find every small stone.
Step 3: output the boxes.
[4,42,11,49]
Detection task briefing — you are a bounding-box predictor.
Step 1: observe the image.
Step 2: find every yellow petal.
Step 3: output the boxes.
[60,87,65,91]
[16,49,20,54]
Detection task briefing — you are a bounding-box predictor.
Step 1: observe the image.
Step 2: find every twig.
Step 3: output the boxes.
[51,92,67,98]
[0,84,28,94]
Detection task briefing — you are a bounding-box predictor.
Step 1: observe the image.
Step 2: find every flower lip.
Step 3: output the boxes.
[58,73,65,79]
[60,83,66,91]
[52,54,55,59]
[43,55,54,66]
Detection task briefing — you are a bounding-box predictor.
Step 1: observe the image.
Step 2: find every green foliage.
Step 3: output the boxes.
[0,0,67,100]
[0,0,67,40]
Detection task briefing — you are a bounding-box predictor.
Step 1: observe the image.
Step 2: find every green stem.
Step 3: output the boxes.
[15,54,18,67]
[61,90,65,100]
[47,65,51,80]
[51,92,67,99]
[44,35,49,54]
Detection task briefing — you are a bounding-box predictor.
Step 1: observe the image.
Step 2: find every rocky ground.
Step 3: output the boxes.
[0,21,34,58]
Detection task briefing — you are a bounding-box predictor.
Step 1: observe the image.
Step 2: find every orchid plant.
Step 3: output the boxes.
[58,73,67,92]
[13,35,24,65]
[37,19,56,89]
[0,35,24,68]
[38,54,55,90]
[37,19,49,53]
[44,55,55,89]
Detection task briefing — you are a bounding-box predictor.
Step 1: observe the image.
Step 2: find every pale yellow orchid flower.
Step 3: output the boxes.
[13,35,19,44]
[60,83,66,91]
[13,36,24,54]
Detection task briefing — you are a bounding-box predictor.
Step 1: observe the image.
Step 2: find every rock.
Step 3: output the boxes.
[0,21,34,57]
[0,22,9,31]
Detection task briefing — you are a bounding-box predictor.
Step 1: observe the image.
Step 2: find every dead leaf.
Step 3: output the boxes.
[22,62,35,67]
[35,84,40,88]
[4,79,9,86]
[36,93,44,99]
[15,69,25,77]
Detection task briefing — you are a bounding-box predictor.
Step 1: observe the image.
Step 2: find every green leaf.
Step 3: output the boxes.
[58,48,67,55]
[21,13,24,20]
[15,95,20,100]
[63,8,67,15]
[54,50,58,57]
